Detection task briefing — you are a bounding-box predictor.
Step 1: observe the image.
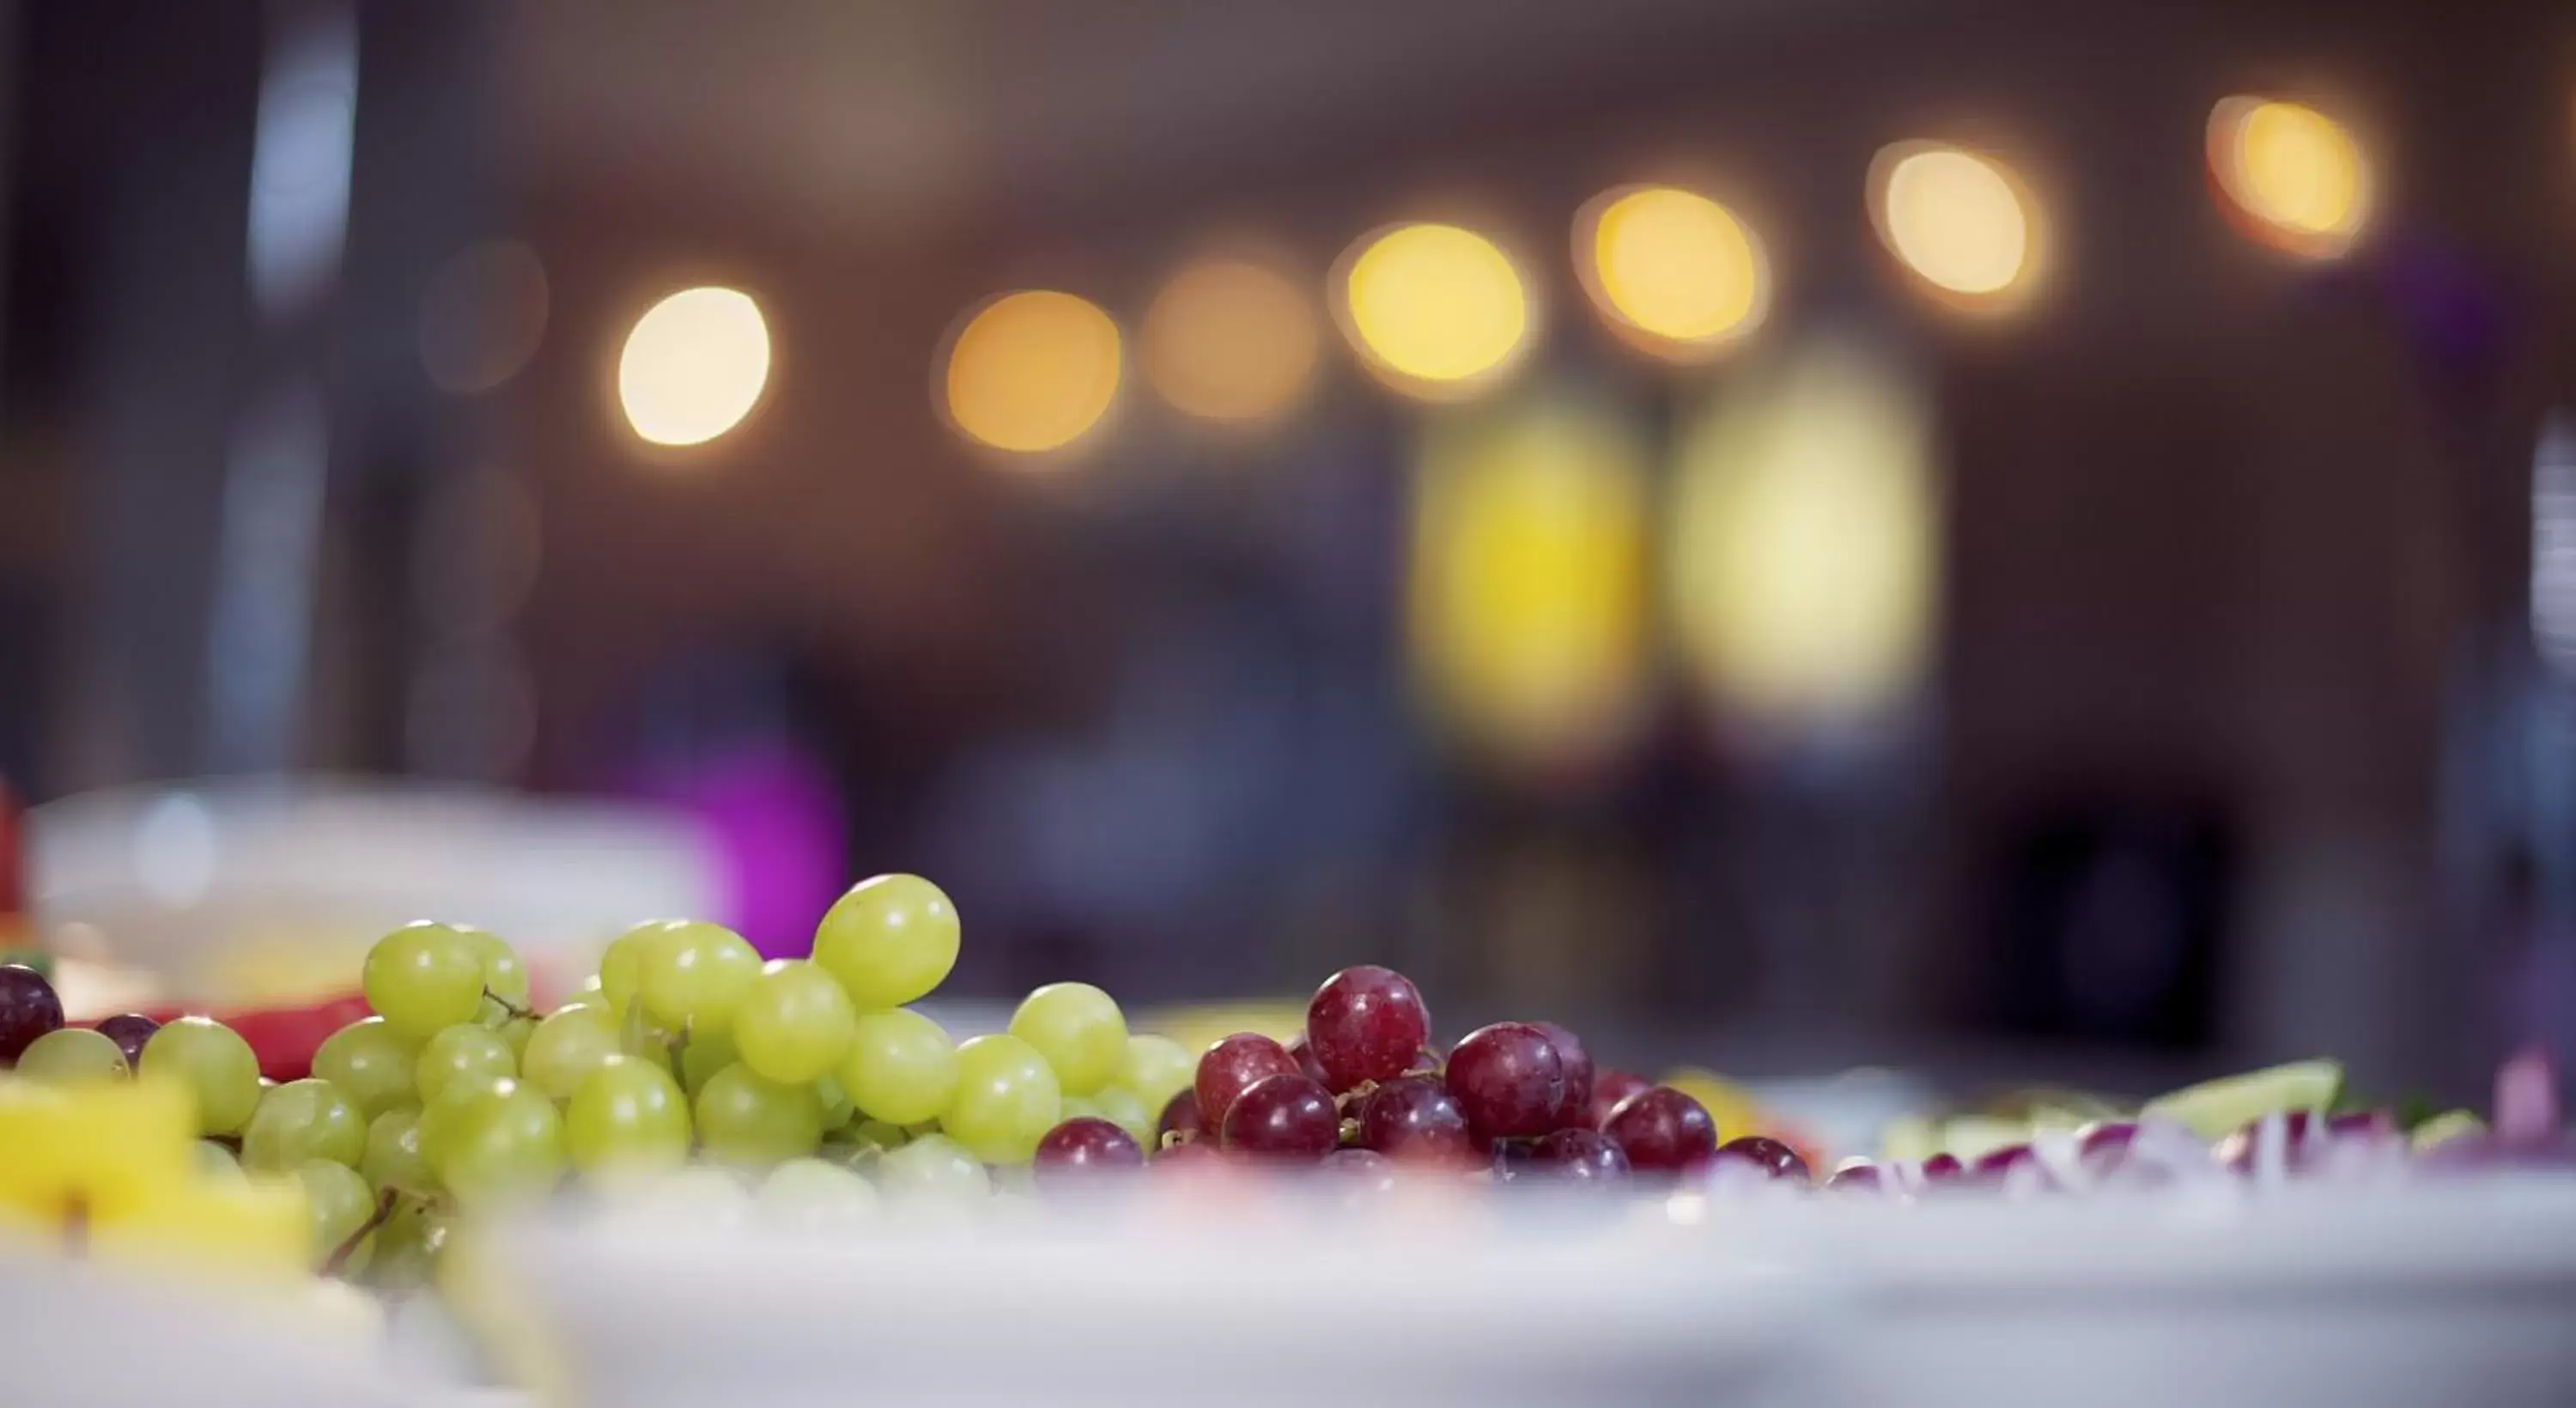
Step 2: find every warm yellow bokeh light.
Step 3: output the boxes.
[617,287,771,446]
[1410,392,1649,777]
[1870,145,2036,303]
[1577,185,1768,358]
[1669,334,1937,731]
[2208,97,2370,258]
[1139,258,1320,425]
[1338,222,1531,398]
[943,289,1123,455]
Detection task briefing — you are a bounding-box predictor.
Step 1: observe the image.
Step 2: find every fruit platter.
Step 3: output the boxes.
[5,869,2576,1407]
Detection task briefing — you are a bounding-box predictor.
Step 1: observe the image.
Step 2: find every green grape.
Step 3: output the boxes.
[242,1077,367,1171]
[363,923,489,1041]
[16,1027,127,1083]
[194,1138,246,1181]
[756,1158,879,1232]
[425,1077,564,1208]
[1083,1086,1153,1149]
[1007,982,1127,1095]
[459,926,529,1005]
[141,1016,263,1136]
[297,1159,379,1271]
[414,1024,517,1106]
[564,1055,691,1180]
[939,1034,1060,1166]
[598,922,665,1017]
[551,988,608,1018]
[368,1196,445,1290]
[522,1006,623,1102]
[635,921,762,1037]
[846,1118,909,1152]
[312,1017,419,1119]
[1118,1034,1197,1115]
[815,1074,855,1131]
[680,1030,738,1097]
[875,1132,990,1201]
[693,1063,823,1168]
[732,960,858,1084]
[491,1012,536,1063]
[362,1106,434,1194]
[811,874,959,1009]
[837,1007,958,1125]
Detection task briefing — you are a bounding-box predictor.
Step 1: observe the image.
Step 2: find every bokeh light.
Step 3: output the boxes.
[418,240,549,395]
[1575,185,1768,359]
[1669,332,1938,735]
[1336,222,1532,399]
[1868,143,2038,305]
[942,289,1123,455]
[2208,97,2371,258]
[1139,256,1321,426]
[617,286,771,447]
[1409,390,1649,780]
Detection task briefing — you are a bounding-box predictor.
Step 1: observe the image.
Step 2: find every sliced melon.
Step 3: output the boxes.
[2409,1108,2486,1153]
[2140,1059,2342,1140]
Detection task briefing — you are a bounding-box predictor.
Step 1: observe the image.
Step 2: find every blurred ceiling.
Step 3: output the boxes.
[503,0,1906,234]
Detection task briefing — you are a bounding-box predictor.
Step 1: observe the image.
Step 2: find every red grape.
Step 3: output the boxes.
[1972,1144,2045,1186]
[1713,1135,1810,1183]
[1528,1021,1593,1132]
[1531,1127,1628,1183]
[1356,1075,1474,1165]
[1601,1086,1715,1173]
[0,964,64,1063]
[1284,1033,1331,1087]
[94,1013,161,1069]
[1195,1033,1301,1130]
[1303,965,1430,1094]
[1919,1152,1965,1182]
[1589,1068,1650,1128]
[2330,1109,2398,1142]
[1444,1023,1564,1142]
[1033,1117,1145,1185]
[1220,1073,1339,1160]
[2077,1121,2137,1175]
[1157,1089,1204,1145]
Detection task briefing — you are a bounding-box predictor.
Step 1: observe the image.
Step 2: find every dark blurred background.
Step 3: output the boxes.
[2,0,2573,1104]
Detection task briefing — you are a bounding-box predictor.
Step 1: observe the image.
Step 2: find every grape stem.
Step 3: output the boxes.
[665,1023,691,1091]
[323,1187,400,1277]
[483,987,535,1023]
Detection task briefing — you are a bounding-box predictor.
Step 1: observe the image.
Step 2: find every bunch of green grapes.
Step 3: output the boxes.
[252,870,1198,1284]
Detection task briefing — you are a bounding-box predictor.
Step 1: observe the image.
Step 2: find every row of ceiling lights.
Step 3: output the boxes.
[611,97,2371,452]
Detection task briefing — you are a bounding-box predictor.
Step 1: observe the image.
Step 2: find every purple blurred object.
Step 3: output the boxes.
[636,743,848,958]
[2495,1046,2562,1150]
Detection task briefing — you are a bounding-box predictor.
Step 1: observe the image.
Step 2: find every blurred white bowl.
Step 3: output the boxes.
[0,1253,420,1408]
[501,1205,1823,1408]
[26,779,722,988]
[1742,1176,2576,1408]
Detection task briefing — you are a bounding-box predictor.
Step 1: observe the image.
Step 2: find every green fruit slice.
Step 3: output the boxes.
[2408,1109,2485,1153]
[2141,1059,2342,1140]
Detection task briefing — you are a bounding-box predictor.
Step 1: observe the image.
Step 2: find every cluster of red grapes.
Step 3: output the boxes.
[1028,965,1807,1189]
